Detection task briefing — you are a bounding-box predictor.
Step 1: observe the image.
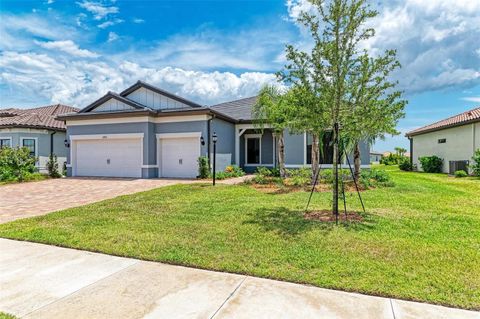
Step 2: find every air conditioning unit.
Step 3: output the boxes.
[449,160,469,175]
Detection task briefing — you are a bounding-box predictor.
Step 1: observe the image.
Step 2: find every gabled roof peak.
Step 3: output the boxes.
[119,81,203,108]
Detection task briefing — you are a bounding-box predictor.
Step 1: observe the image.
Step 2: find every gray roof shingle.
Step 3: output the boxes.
[210,96,257,122]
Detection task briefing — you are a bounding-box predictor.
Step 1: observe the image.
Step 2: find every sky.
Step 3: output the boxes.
[0,0,479,151]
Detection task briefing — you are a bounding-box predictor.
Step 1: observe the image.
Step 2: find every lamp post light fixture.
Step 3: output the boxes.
[200,136,205,146]
[64,139,70,148]
[212,132,217,186]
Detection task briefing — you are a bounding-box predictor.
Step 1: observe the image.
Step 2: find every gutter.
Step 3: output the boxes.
[408,136,413,169]
[406,119,480,137]
[50,131,56,157]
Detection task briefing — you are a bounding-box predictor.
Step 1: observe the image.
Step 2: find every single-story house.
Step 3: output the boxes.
[58,81,370,178]
[0,104,78,172]
[406,107,480,174]
[369,151,383,164]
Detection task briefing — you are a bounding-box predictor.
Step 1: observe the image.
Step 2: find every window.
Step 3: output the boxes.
[246,136,261,164]
[306,133,340,164]
[0,138,11,149]
[438,138,446,144]
[22,138,36,157]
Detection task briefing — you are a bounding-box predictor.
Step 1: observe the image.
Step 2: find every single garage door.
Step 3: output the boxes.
[75,138,142,178]
[160,137,199,178]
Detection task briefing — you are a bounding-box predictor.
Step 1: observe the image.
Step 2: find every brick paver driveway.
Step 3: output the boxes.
[0,177,197,224]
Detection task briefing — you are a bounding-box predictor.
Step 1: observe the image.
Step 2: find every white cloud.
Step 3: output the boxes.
[0,51,280,107]
[286,0,480,93]
[107,31,119,42]
[132,18,145,24]
[129,26,290,72]
[35,40,99,58]
[285,0,316,21]
[77,0,119,20]
[47,0,54,4]
[462,97,480,103]
[97,18,123,29]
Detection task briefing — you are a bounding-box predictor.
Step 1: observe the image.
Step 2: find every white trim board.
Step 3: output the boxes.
[69,133,144,140]
[0,128,51,134]
[156,132,202,139]
[66,114,210,126]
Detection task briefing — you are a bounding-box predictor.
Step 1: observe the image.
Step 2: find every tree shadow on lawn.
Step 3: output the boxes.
[244,207,376,237]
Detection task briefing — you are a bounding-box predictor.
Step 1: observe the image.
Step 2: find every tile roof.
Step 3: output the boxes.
[406,106,480,136]
[210,96,257,122]
[0,104,78,130]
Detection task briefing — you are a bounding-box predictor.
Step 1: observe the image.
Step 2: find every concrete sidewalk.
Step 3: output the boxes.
[0,239,478,319]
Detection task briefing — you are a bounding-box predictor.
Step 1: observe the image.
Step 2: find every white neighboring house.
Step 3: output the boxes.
[406,107,480,174]
[0,104,78,173]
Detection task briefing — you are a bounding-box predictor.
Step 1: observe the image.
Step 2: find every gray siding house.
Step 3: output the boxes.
[58,81,370,178]
[0,104,78,172]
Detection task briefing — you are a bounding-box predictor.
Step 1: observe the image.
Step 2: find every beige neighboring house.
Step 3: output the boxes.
[0,104,78,173]
[406,107,480,174]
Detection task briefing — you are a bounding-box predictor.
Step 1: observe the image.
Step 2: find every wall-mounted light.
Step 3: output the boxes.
[200,136,205,146]
[64,139,70,148]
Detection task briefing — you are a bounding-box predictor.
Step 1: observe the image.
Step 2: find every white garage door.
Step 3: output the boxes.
[75,138,142,178]
[160,137,199,178]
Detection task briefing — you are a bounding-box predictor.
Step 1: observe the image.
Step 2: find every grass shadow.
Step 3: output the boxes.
[244,206,377,237]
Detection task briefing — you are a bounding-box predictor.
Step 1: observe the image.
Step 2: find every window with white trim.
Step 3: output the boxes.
[0,138,11,149]
[22,138,36,157]
[245,136,261,164]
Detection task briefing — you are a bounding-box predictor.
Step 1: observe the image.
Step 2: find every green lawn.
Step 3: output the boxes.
[1,166,479,310]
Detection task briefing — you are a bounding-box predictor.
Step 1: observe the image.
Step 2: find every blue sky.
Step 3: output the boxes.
[0,0,479,151]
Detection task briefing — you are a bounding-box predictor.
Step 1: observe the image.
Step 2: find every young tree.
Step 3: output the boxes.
[253,85,290,178]
[290,0,377,216]
[345,52,407,180]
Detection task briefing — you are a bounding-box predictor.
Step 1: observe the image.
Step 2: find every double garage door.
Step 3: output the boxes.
[75,138,143,178]
[73,135,199,178]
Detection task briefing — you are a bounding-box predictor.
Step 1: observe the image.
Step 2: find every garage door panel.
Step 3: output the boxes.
[160,137,199,178]
[75,139,142,178]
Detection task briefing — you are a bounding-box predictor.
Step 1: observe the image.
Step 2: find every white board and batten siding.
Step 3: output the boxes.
[91,98,136,112]
[126,87,190,110]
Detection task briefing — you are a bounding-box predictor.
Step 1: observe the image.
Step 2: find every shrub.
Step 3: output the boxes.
[380,154,406,165]
[286,167,312,186]
[454,170,468,178]
[210,165,245,180]
[256,166,273,177]
[471,149,480,177]
[46,153,62,178]
[197,156,210,178]
[399,157,412,171]
[318,168,352,183]
[0,147,38,182]
[419,155,443,173]
[253,174,268,184]
[360,169,394,189]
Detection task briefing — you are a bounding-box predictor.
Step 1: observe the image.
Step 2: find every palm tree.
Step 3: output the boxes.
[253,85,289,178]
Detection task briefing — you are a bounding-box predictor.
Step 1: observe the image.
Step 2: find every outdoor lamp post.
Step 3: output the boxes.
[212,132,217,186]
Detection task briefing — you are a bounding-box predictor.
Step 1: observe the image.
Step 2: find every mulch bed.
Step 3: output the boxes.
[304,210,363,222]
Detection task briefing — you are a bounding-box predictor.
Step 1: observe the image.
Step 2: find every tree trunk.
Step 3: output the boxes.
[311,134,320,184]
[354,142,361,182]
[332,124,339,218]
[277,132,286,178]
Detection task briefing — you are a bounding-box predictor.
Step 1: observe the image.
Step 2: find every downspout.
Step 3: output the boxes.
[408,136,413,169]
[50,131,56,157]
[207,116,212,168]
